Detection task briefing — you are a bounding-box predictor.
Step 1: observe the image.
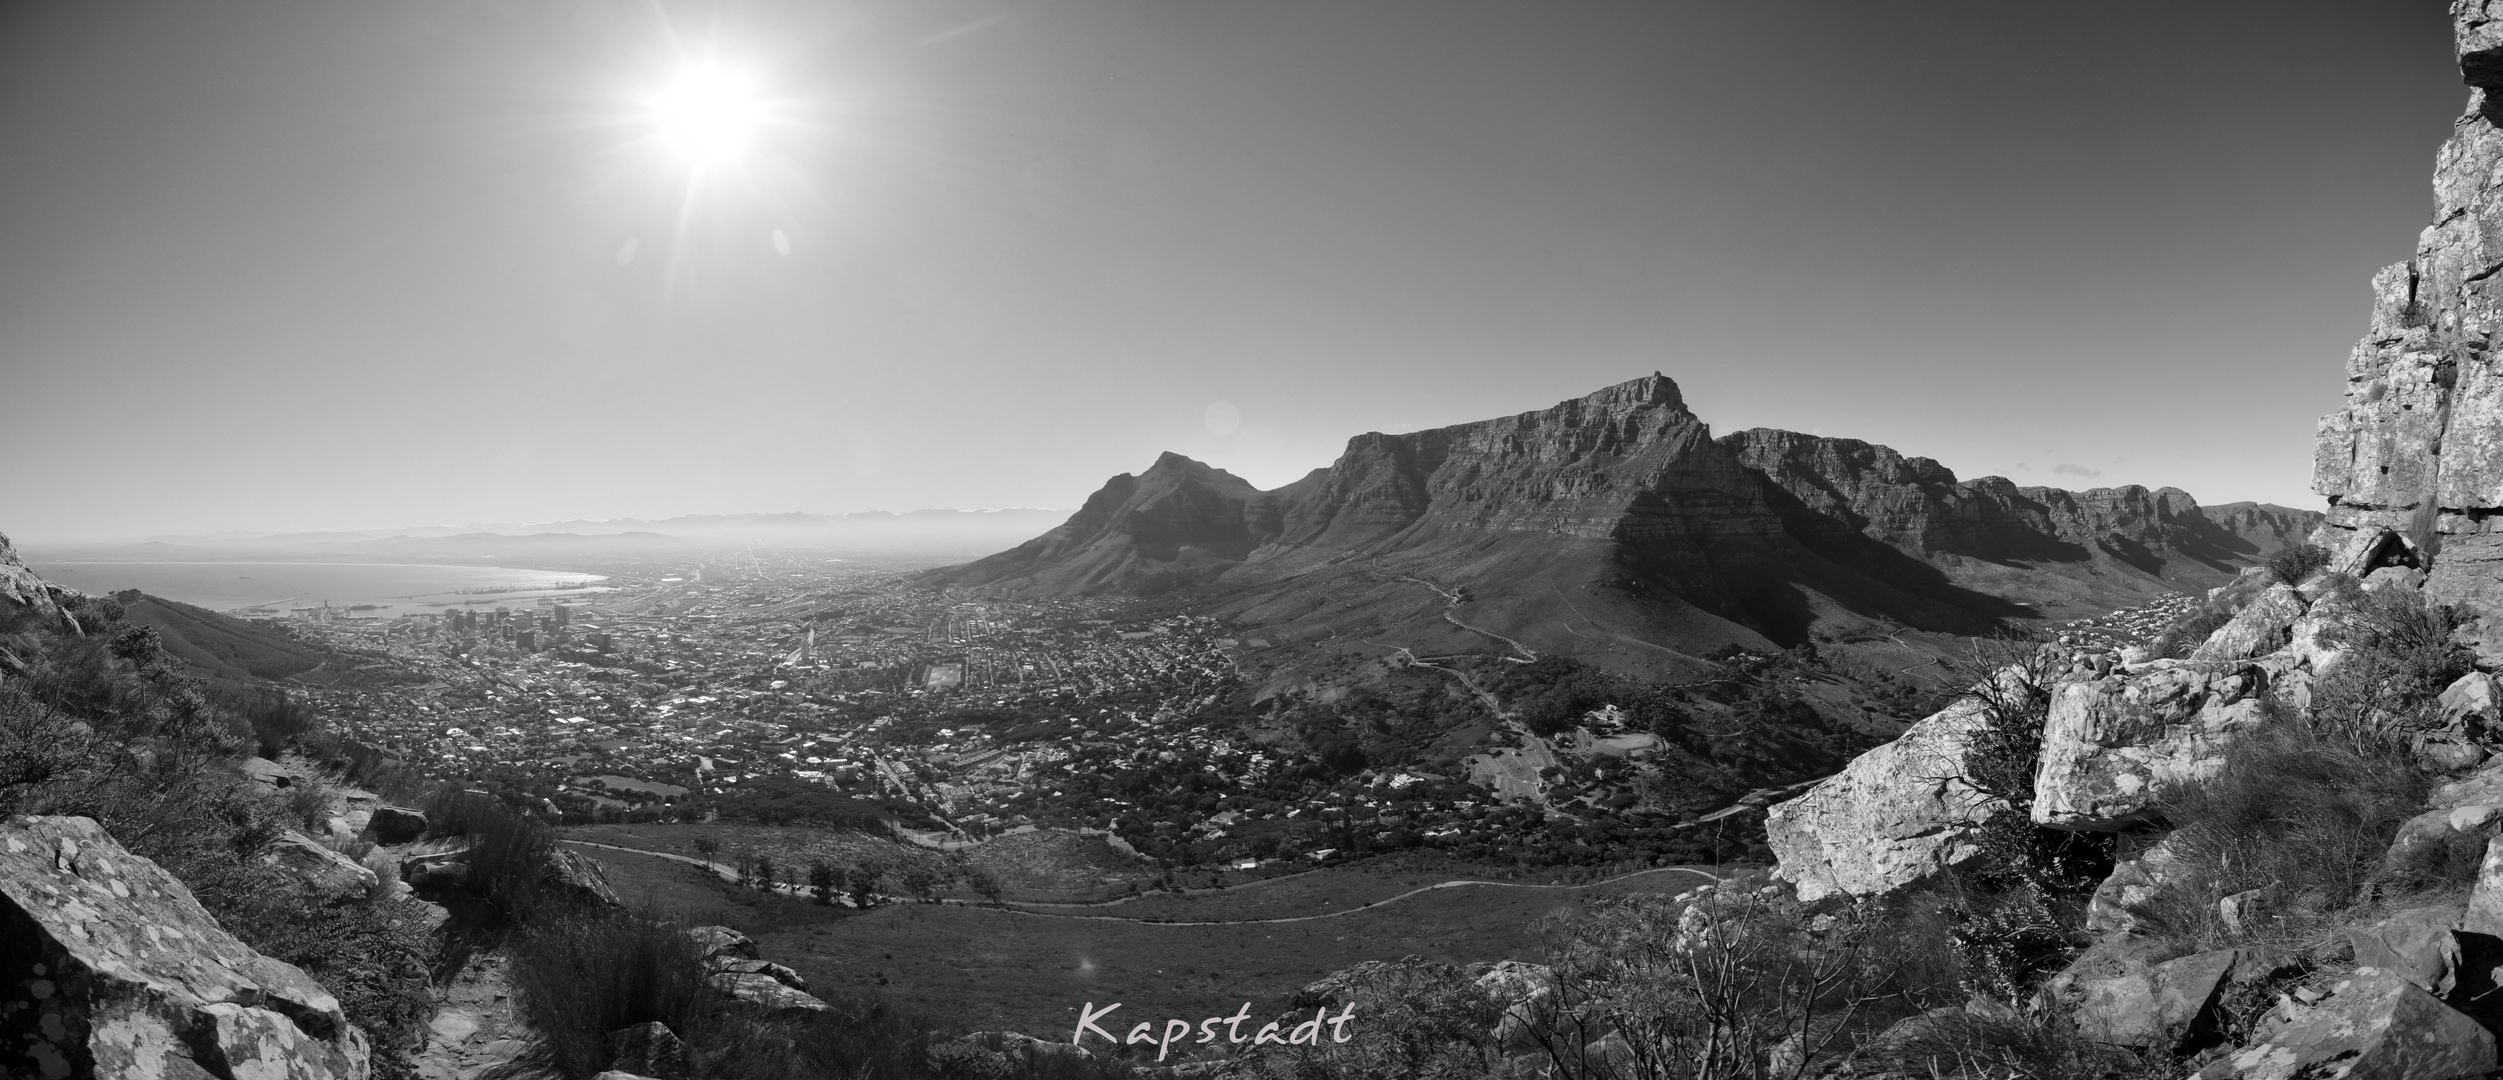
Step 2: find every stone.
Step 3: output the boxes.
[368,806,428,845]
[2069,948,2235,1051]
[2085,839,2182,936]
[2032,663,2272,831]
[604,1021,687,1080]
[687,925,759,962]
[1765,696,2004,901]
[266,830,379,906]
[408,951,534,1080]
[2465,835,2503,938]
[2441,671,2503,731]
[708,957,807,991]
[2188,584,2307,663]
[2350,905,2470,997]
[540,847,621,909]
[1470,960,1556,1047]
[2193,967,2493,1080]
[706,972,828,1016]
[0,814,370,1080]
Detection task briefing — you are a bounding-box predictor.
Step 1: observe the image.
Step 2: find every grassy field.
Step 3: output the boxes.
[566,837,1714,1045]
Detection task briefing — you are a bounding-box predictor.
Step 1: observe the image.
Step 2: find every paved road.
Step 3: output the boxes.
[559,839,1716,926]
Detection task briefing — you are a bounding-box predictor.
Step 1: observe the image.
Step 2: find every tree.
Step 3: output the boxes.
[850,860,884,908]
[692,835,720,870]
[808,860,842,906]
[754,854,778,893]
[966,867,1004,906]
[900,864,939,903]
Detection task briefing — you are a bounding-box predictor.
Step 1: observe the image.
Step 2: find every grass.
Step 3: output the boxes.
[569,841,1712,1045]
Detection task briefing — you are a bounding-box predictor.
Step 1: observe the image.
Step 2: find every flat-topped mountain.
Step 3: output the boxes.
[928,376,2317,673]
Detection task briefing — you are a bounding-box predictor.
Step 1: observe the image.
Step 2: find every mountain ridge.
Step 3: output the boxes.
[927,375,2322,675]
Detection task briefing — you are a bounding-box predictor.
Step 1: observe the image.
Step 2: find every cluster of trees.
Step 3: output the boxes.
[688,835,1007,907]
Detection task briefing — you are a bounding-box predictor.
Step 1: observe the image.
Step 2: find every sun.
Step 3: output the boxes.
[649,64,766,170]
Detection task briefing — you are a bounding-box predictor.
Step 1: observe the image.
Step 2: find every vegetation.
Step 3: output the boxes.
[2264,542,2333,588]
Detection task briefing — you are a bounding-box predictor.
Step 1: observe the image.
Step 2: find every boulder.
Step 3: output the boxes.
[2217,886,2282,939]
[604,1021,688,1080]
[1470,960,1556,1047]
[688,925,759,962]
[927,1030,1097,1078]
[2085,838,2182,936]
[2350,905,2470,997]
[2193,967,2493,1079]
[541,847,621,909]
[2465,835,2503,938]
[2069,948,2235,1051]
[2441,671,2503,733]
[0,532,69,618]
[706,972,828,1016]
[2031,662,2272,831]
[1765,697,2004,901]
[709,957,808,991]
[368,806,428,845]
[2384,804,2502,884]
[265,830,379,906]
[0,814,371,1080]
[2188,584,2307,663]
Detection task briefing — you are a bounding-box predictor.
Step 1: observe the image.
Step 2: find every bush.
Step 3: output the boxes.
[2139,725,2429,951]
[507,909,715,1078]
[2309,586,2474,752]
[2265,543,2333,587]
[2148,606,2234,660]
[419,787,564,924]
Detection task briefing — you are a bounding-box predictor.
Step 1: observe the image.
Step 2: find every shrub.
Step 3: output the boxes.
[2265,543,2333,587]
[2138,725,2428,951]
[2148,606,2234,660]
[1937,636,2113,893]
[419,787,564,924]
[2309,586,2474,752]
[507,909,715,1078]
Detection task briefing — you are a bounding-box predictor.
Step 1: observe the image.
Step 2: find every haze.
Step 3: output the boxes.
[0,1,2464,542]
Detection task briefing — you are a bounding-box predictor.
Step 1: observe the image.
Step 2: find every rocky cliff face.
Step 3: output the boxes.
[0,531,70,618]
[934,376,2317,670]
[2315,2,2503,615]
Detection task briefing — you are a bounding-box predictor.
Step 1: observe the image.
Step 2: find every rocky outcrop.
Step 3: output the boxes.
[688,925,826,1016]
[2067,948,2236,1051]
[0,531,72,619]
[2030,662,2274,832]
[266,830,380,906]
[0,815,370,1080]
[1763,697,2001,901]
[2313,5,2503,621]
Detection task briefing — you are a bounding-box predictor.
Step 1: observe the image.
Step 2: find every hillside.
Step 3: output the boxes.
[116,591,327,681]
[926,375,2319,674]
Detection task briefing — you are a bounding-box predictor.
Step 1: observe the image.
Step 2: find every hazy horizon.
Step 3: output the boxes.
[2,2,2465,543]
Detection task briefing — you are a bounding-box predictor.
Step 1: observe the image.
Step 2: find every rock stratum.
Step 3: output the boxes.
[932,376,2316,671]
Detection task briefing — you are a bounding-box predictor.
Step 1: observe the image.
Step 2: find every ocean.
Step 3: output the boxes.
[29,561,611,618]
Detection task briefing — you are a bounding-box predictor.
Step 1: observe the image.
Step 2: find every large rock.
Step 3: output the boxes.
[1766,696,2003,901]
[0,815,371,1079]
[2194,967,2493,1079]
[2068,948,2235,1051]
[2085,838,2182,936]
[688,925,758,962]
[706,972,828,1016]
[2466,834,2503,938]
[604,1021,688,1080]
[2187,584,2306,663]
[541,846,621,909]
[2031,662,2272,831]
[266,830,380,906]
[2351,905,2472,997]
[368,806,428,845]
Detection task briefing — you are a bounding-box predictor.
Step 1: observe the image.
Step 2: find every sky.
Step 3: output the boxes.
[0,1,2470,541]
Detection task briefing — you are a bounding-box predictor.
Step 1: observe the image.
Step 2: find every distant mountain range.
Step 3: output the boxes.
[925,375,2320,676]
[131,508,1067,545]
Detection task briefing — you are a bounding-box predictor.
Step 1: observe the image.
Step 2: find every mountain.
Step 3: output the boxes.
[927,376,2319,674]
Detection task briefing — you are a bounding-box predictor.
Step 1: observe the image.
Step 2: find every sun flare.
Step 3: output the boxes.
[649,64,765,170]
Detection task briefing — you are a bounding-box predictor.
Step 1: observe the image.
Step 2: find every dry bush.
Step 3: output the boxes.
[2136,725,2428,954]
[2308,586,2474,752]
[2148,607,2234,661]
[2264,544,2332,588]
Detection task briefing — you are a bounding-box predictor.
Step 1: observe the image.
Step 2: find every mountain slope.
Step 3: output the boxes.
[928,376,2321,672]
